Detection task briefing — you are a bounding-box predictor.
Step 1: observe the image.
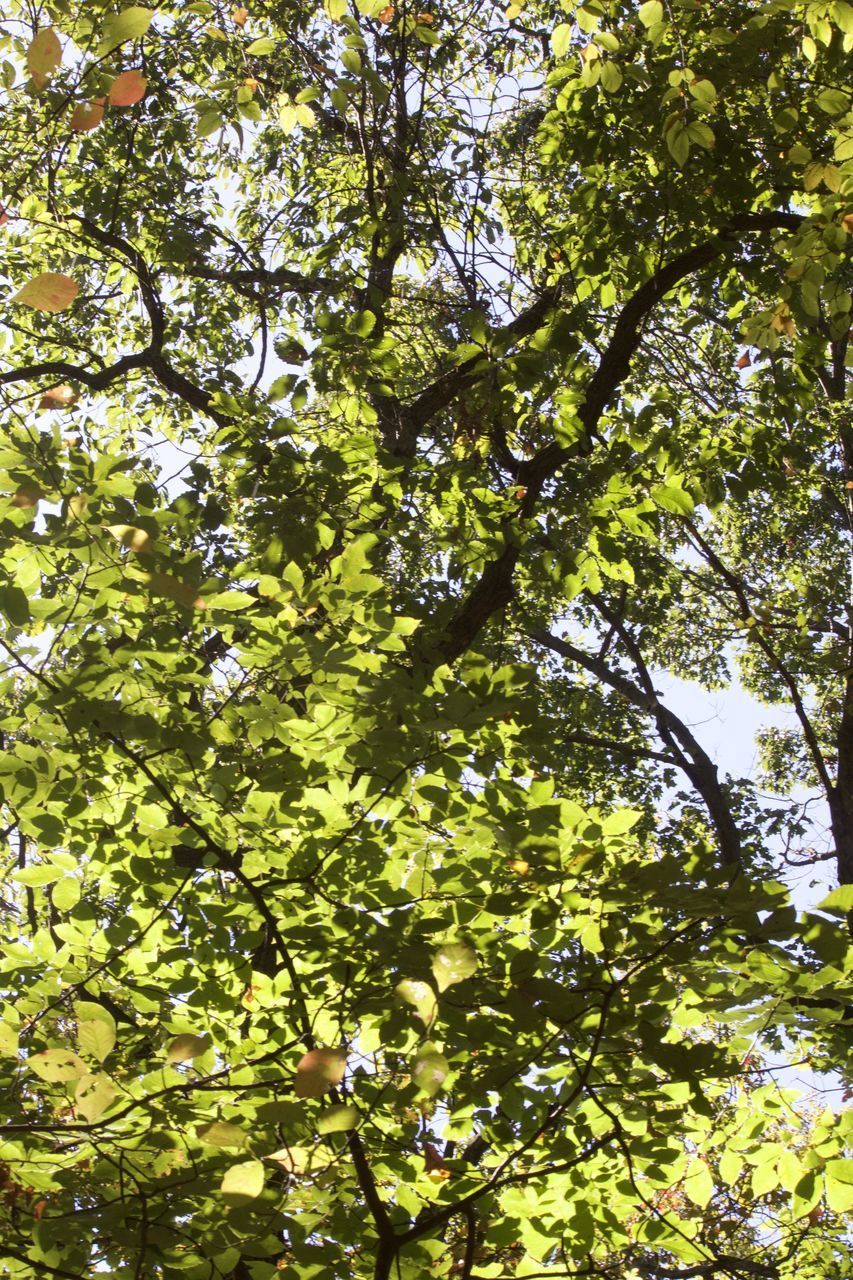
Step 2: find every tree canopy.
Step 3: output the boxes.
[0,2,852,1279]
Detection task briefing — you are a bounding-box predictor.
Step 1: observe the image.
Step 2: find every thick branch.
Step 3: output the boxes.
[529,626,743,870]
[431,213,803,662]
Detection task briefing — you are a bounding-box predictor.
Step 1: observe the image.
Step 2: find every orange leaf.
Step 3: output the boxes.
[39,384,77,410]
[416,11,434,22]
[71,100,105,132]
[27,28,62,88]
[13,272,79,313]
[232,6,249,24]
[0,207,8,227]
[736,353,750,369]
[377,6,395,21]
[842,213,853,234]
[294,1048,346,1098]
[108,70,147,107]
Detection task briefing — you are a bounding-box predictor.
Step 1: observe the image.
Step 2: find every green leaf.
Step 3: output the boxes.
[652,483,694,514]
[816,885,853,916]
[396,979,438,1026]
[682,1158,714,1208]
[97,7,154,56]
[665,124,691,167]
[0,1023,19,1056]
[52,877,81,910]
[411,1045,449,1097]
[638,1,664,28]
[75,1072,117,1122]
[77,1019,116,1063]
[317,1104,359,1133]
[246,36,276,54]
[551,23,572,58]
[432,942,478,992]
[220,1159,265,1204]
[11,865,63,888]
[197,1121,248,1148]
[28,1049,88,1082]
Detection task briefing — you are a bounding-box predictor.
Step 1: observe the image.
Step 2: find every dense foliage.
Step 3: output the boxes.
[0,2,851,1278]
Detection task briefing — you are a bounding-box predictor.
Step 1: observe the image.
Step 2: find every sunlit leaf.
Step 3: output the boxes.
[27,28,62,88]
[396,979,438,1026]
[77,1019,116,1063]
[12,272,78,313]
[411,1045,449,1097]
[317,1104,358,1133]
[108,70,147,106]
[28,1049,88,1083]
[75,1072,117,1122]
[432,942,477,992]
[104,524,154,554]
[294,1048,347,1098]
[220,1159,265,1204]
[97,7,154,56]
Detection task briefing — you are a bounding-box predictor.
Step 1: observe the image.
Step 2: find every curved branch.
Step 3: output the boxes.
[432,212,803,662]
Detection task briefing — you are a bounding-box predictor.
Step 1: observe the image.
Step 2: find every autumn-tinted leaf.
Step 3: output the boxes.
[70,101,105,133]
[13,272,78,313]
[39,384,77,408]
[108,70,147,106]
[27,28,62,87]
[294,1048,346,1098]
[165,1034,209,1063]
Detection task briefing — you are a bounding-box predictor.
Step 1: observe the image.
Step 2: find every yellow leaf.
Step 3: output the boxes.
[27,28,62,88]
[13,272,79,314]
[104,524,154,554]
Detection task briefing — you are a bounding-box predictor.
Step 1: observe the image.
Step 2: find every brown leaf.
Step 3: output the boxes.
[165,1033,209,1063]
[39,384,77,410]
[108,70,147,107]
[71,100,105,133]
[232,6,249,24]
[736,353,750,369]
[294,1047,346,1098]
[11,482,45,509]
[423,1141,451,1176]
[377,6,395,21]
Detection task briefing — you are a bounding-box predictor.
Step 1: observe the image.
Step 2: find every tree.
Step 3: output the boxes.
[0,1,851,1278]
